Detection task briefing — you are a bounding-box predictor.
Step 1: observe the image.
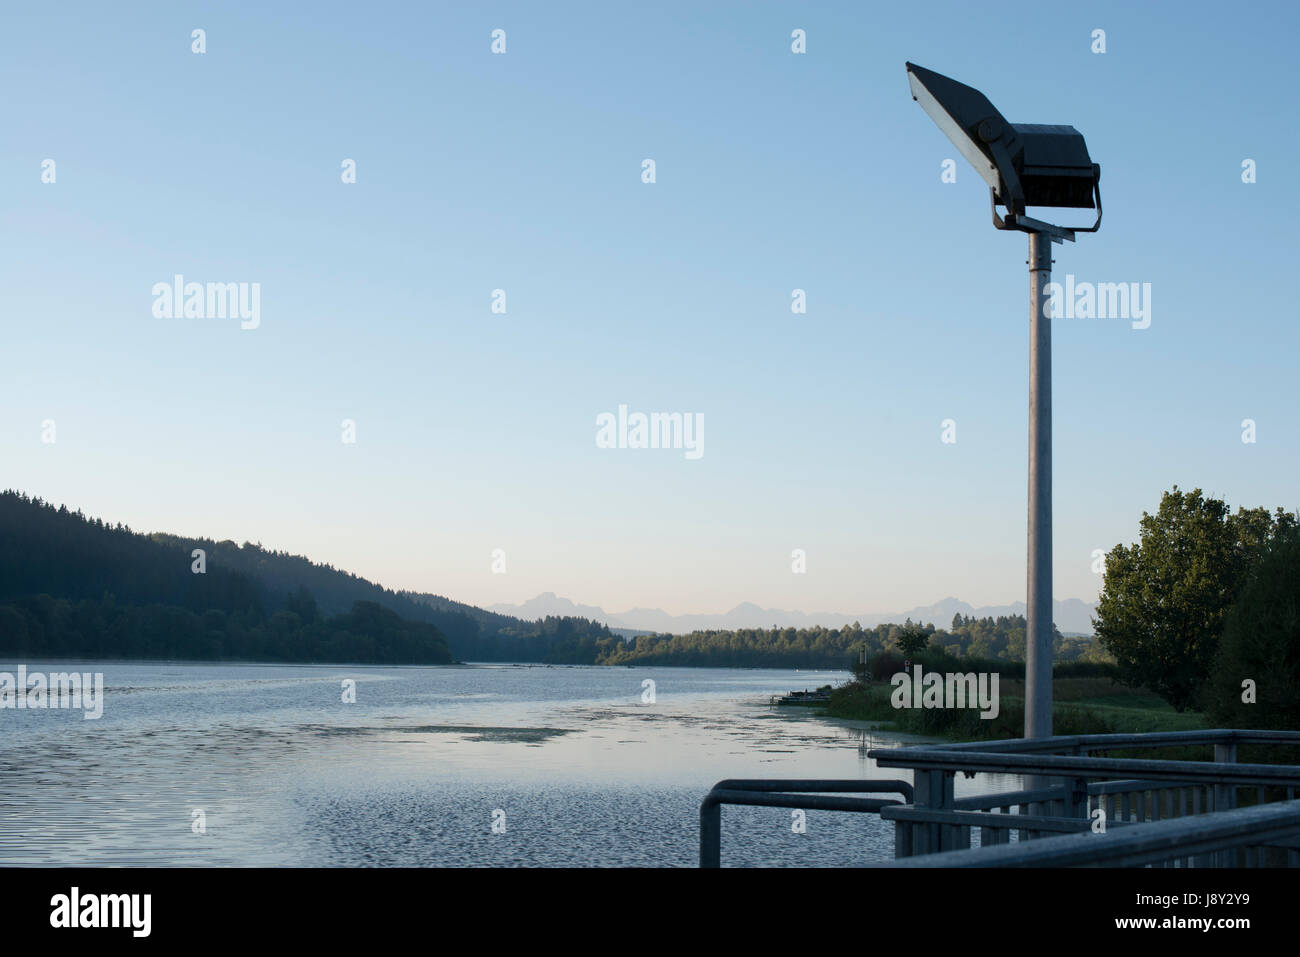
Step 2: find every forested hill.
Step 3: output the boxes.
[145,531,489,644]
[147,529,537,637]
[0,491,613,664]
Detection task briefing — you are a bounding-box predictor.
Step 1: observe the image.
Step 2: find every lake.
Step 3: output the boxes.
[0,661,1022,866]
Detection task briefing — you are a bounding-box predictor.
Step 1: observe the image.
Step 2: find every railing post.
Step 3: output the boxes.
[894,819,913,859]
[1066,777,1088,819]
[700,795,721,868]
[914,769,955,854]
[1213,742,1238,811]
[1213,741,1239,865]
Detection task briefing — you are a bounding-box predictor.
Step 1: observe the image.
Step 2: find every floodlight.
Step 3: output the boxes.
[903,62,1105,744]
[905,62,1101,237]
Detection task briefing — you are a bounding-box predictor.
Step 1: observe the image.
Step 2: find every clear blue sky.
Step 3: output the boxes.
[3,1,1297,617]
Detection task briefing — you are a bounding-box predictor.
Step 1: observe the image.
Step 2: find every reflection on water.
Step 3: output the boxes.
[0,661,1022,866]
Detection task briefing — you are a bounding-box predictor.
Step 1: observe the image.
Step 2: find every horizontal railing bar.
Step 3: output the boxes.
[881,807,1124,833]
[1088,779,1179,796]
[868,750,1300,786]
[706,789,902,813]
[876,799,1300,868]
[901,728,1300,755]
[953,787,1064,809]
[707,779,914,801]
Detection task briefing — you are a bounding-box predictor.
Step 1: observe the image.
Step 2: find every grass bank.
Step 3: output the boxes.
[823,675,1205,740]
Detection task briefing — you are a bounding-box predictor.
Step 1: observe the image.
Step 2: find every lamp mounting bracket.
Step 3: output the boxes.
[991,181,1102,244]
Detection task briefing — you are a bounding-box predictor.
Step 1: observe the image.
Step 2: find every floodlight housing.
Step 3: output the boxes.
[905,62,1101,237]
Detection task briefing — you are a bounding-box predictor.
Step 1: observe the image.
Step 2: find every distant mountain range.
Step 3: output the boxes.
[490,593,1098,636]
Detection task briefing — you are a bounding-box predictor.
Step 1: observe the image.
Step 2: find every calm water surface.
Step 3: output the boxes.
[0,661,1023,866]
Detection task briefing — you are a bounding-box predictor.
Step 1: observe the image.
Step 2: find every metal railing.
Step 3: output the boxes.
[879,799,1300,867]
[700,729,1300,866]
[699,779,913,868]
[869,729,1300,864]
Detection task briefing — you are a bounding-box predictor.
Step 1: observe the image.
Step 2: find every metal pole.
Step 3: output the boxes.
[1025,230,1054,741]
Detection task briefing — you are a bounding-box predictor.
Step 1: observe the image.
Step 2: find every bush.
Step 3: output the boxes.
[1053,660,1122,680]
[916,648,1025,681]
[864,649,907,681]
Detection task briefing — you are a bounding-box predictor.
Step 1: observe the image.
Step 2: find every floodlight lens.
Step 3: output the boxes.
[905,62,1003,193]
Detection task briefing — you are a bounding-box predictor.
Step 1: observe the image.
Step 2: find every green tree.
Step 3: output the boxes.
[1206,526,1300,729]
[896,622,928,660]
[1094,487,1295,711]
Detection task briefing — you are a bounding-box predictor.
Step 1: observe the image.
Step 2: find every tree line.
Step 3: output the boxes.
[583,614,1101,670]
